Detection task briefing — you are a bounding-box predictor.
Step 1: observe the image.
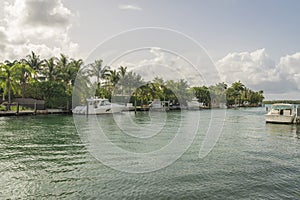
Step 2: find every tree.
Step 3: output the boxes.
[231,81,245,106]
[22,51,44,74]
[0,60,19,105]
[12,62,36,103]
[65,59,82,87]
[85,60,110,90]
[193,86,211,106]
[42,57,58,82]
[56,54,69,83]
[118,66,127,95]
[108,69,120,88]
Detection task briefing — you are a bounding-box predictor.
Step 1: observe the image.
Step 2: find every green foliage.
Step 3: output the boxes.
[29,81,70,108]
[0,105,6,111]
[225,81,264,107]
[193,86,211,106]
[0,51,265,110]
[0,52,81,109]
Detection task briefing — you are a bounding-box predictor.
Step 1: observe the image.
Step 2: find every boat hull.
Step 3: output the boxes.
[72,105,124,115]
[265,114,295,124]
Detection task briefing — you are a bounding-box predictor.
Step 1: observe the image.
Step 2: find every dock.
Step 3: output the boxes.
[294,107,300,124]
[0,110,34,116]
[0,109,71,117]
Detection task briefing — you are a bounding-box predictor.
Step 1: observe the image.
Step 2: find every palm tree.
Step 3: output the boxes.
[118,66,127,95]
[56,54,69,82]
[232,81,245,92]
[67,59,83,86]
[193,86,211,106]
[42,57,58,82]
[12,62,36,108]
[85,60,110,89]
[151,77,165,99]
[109,69,120,88]
[231,81,245,106]
[22,51,44,74]
[0,60,19,105]
[119,66,127,78]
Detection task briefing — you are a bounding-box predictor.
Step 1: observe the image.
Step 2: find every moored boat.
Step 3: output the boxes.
[72,97,125,115]
[265,103,296,124]
[187,98,203,110]
[149,99,169,111]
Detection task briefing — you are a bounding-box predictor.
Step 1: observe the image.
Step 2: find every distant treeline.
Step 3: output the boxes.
[1,51,264,110]
[263,100,300,104]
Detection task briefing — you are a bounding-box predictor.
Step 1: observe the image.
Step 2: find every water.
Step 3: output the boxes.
[0,108,300,199]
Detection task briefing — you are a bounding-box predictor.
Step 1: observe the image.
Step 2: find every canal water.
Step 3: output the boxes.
[0,108,299,199]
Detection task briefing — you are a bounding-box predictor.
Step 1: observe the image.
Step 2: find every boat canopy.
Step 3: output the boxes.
[271,104,293,110]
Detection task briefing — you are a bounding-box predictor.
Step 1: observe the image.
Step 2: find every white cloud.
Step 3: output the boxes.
[118,4,142,11]
[113,47,207,86]
[216,49,300,99]
[0,0,79,61]
[216,48,279,85]
[277,52,300,89]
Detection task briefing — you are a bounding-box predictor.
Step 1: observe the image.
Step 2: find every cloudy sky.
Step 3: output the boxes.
[1,0,300,100]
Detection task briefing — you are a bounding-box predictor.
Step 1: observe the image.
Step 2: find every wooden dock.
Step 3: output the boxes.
[0,110,34,116]
[293,107,300,124]
[0,109,71,116]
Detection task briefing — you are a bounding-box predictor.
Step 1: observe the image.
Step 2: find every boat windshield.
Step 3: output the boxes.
[272,105,293,110]
[100,100,111,106]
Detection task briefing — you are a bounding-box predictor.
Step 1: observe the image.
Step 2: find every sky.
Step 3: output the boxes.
[0,0,300,100]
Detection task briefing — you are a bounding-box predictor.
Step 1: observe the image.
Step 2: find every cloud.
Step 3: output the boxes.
[216,49,300,99]
[216,48,279,85]
[0,0,79,61]
[113,47,208,86]
[277,52,300,89]
[110,47,300,99]
[118,4,142,11]
[24,0,73,27]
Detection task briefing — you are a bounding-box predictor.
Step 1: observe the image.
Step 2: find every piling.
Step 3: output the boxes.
[134,92,137,115]
[295,107,300,124]
[34,102,37,115]
[86,101,89,116]
[16,103,19,114]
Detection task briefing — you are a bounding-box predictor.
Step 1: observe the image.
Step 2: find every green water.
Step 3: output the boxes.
[0,108,300,199]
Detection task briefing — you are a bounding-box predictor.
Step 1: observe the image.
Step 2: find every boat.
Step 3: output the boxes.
[149,99,169,111]
[265,103,296,124]
[72,97,125,114]
[187,98,203,110]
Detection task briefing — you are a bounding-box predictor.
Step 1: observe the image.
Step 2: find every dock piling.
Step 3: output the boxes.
[16,103,19,114]
[34,102,37,115]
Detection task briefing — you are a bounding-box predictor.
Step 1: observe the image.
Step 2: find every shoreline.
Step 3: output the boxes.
[0,106,266,117]
[0,109,71,116]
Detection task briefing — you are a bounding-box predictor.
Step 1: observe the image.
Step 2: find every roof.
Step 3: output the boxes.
[271,103,293,110]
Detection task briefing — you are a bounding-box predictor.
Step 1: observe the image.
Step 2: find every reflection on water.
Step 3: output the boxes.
[296,126,300,139]
[266,123,300,139]
[0,109,300,199]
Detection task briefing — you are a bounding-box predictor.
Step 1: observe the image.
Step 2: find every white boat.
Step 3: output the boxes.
[187,98,203,110]
[72,98,125,115]
[149,99,169,111]
[265,103,296,124]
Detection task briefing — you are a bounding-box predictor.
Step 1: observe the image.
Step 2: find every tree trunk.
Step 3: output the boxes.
[8,80,11,104]
[21,82,25,110]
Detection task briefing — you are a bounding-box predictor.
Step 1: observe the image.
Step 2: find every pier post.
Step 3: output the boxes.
[16,103,19,114]
[134,96,137,115]
[134,88,137,114]
[86,101,89,116]
[34,102,37,115]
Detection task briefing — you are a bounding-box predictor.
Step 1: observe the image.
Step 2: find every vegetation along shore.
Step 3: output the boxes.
[0,51,265,114]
